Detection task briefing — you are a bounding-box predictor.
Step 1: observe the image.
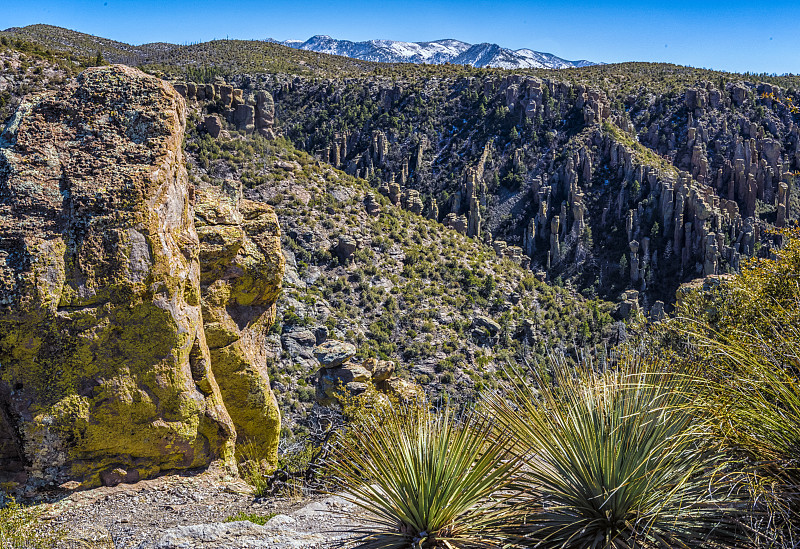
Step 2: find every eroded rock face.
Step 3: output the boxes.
[194,180,284,463]
[0,65,283,491]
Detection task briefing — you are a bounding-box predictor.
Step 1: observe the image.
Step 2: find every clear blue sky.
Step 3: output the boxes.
[2,0,798,74]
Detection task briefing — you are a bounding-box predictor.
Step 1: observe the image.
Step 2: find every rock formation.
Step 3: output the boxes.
[255,91,275,138]
[174,82,275,138]
[364,193,381,217]
[0,65,284,492]
[549,215,561,264]
[194,180,284,463]
[258,69,800,308]
[314,340,420,405]
[629,240,641,283]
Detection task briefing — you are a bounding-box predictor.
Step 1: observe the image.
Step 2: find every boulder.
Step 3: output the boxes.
[0,65,237,491]
[363,358,395,382]
[281,329,317,359]
[316,363,371,405]
[334,235,357,261]
[330,364,371,385]
[472,315,501,335]
[204,114,224,139]
[313,340,356,368]
[376,378,423,404]
[0,65,284,492]
[617,290,641,319]
[345,382,369,396]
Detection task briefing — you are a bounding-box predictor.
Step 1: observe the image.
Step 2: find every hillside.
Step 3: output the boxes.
[4,26,800,316]
[183,127,615,435]
[259,64,800,311]
[0,24,382,77]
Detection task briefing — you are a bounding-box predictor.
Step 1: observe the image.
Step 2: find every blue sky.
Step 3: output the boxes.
[2,0,798,74]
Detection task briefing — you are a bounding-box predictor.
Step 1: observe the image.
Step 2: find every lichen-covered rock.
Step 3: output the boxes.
[363,357,395,383]
[316,362,371,405]
[0,65,283,492]
[376,378,424,404]
[313,340,356,368]
[194,180,284,464]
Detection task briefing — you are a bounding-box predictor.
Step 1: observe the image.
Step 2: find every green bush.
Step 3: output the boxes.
[487,353,740,548]
[224,511,277,525]
[328,404,522,548]
[671,228,800,545]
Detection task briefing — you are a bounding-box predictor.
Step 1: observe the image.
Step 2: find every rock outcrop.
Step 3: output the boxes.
[0,65,283,492]
[135,495,359,549]
[175,82,275,138]
[313,340,421,405]
[194,180,284,463]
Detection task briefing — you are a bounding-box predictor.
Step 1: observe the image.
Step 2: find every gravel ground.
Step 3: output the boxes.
[34,464,362,548]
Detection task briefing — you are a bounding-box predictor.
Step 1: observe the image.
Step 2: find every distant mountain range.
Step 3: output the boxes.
[271,35,599,69]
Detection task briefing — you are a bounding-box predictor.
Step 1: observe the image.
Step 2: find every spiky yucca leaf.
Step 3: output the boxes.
[488,353,738,549]
[327,404,522,548]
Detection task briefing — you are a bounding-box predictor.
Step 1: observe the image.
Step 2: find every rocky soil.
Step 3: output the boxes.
[39,465,360,549]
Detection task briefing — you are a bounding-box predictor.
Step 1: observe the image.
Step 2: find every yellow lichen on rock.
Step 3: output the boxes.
[195,181,284,467]
[0,65,283,492]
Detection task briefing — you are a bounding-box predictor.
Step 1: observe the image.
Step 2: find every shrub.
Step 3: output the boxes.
[328,404,522,548]
[689,325,800,547]
[0,499,59,548]
[224,511,277,525]
[672,228,800,545]
[487,353,740,548]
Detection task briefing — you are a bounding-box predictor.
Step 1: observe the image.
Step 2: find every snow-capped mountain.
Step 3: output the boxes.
[270,35,598,69]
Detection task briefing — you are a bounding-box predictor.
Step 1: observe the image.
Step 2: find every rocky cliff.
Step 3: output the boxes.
[262,68,798,311]
[0,64,283,492]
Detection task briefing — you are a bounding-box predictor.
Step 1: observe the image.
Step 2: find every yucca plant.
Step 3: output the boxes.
[327,403,523,548]
[487,353,739,549]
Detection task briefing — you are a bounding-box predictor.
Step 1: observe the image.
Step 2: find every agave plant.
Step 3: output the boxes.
[327,403,522,548]
[488,353,739,549]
